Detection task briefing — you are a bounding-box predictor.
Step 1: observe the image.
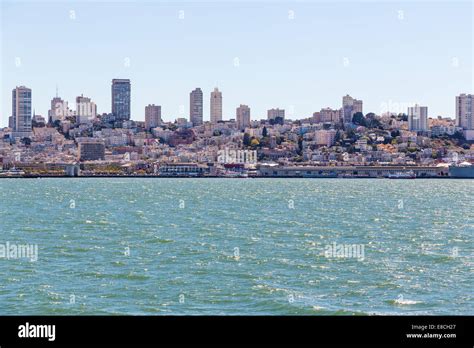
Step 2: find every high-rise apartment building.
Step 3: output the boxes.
[76,94,97,124]
[267,108,285,121]
[112,79,131,121]
[145,104,162,130]
[353,99,363,114]
[408,104,428,132]
[318,108,343,123]
[236,104,251,130]
[48,96,67,123]
[210,87,222,124]
[342,95,363,123]
[11,86,32,138]
[190,88,203,126]
[456,94,473,130]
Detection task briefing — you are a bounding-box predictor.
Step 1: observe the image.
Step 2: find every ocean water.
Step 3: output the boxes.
[0,178,472,315]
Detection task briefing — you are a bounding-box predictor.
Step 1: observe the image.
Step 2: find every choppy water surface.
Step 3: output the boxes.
[0,178,472,315]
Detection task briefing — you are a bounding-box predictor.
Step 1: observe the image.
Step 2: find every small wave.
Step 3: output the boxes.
[113,272,150,281]
[312,305,325,311]
[150,238,174,244]
[391,298,421,305]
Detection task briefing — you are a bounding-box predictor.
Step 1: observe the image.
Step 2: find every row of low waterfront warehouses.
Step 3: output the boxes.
[135,163,450,178]
[5,162,460,178]
[258,165,447,178]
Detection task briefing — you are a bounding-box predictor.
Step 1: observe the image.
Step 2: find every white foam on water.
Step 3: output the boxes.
[394,298,420,305]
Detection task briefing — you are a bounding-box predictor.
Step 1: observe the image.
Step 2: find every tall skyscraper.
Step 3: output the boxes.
[210,87,222,124]
[342,94,363,123]
[145,104,162,130]
[11,86,32,138]
[190,88,203,126]
[112,79,131,121]
[267,108,285,121]
[76,94,97,124]
[408,104,428,132]
[456,94,473,130]
[236,104,251,130]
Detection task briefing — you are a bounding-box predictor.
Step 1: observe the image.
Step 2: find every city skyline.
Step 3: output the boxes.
[5,82,473,129]
[1,1,472,126]
[3,76,472,127]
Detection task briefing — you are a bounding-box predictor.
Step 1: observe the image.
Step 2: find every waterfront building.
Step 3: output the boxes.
[159,162,209,176]
[408,104,428,132]
[190,88,203,126]
[267,108,285,121]
[342,94,363,123]
[12,86,33,139]
[65,164,80,177]
[456,93,473,130]
[112,79,131,120]
[145,104,162,130]
[210,87,222,124]
[236,104,251,130]
[259,165,444,178]
[78,139,105,161]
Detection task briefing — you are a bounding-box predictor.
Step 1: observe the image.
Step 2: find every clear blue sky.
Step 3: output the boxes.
[1,0,472,126]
